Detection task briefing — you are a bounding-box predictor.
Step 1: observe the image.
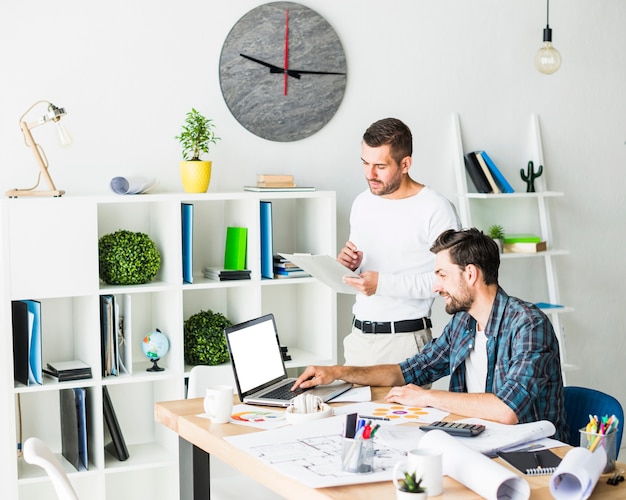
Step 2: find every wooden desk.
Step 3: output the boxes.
[155,388,625,499]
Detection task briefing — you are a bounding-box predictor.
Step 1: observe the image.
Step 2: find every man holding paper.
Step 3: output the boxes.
[294,228,568,441]
[338,117,460,366]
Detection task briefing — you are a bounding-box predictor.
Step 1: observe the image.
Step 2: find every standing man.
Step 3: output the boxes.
[339,117,460,366]
[294,228,568,440]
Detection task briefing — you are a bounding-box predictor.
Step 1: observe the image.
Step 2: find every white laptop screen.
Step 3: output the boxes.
[227,315,286,395]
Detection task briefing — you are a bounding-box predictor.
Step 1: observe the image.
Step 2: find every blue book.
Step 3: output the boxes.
[260,201,273,279]
[26,300,42,385]
[181,203,194,284]
[480,151,515,193]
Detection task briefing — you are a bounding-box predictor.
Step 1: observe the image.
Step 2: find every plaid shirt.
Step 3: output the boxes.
[400,287,568,442]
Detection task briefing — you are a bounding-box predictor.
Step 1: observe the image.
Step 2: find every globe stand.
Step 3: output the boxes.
[147,358,164,372]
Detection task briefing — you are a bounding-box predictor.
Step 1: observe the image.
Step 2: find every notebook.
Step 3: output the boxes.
[497,449,562,475]
[224,313,352,407]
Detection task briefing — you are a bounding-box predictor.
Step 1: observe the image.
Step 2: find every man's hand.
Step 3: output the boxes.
[344,271,378,296]
[290,365,339,391]
[384,383,430,406]
[337,241,362,271]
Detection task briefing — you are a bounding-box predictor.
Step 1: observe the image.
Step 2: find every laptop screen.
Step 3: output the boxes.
[225,314,287,396]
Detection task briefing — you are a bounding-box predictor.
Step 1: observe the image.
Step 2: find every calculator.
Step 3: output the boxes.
[419,421,486,437]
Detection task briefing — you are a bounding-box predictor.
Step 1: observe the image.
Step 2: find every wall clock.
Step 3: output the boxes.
[219,2,347,142]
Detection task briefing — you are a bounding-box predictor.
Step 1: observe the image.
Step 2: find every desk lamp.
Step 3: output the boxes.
[6,100,72,198]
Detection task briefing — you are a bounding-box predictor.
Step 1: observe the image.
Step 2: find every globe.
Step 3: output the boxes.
[142,328,169,372]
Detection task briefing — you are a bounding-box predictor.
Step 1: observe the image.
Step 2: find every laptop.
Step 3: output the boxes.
[224,313,352,407]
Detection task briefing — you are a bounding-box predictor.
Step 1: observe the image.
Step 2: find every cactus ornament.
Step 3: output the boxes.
[520,161,543,192]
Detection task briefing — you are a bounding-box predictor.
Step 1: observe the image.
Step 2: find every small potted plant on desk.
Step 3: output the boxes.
[393,468,427,499]
[175,108,220,193]
[488,224,505,254]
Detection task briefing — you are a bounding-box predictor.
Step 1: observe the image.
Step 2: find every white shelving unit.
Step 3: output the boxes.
[0,190,337,500]
[451,113,574,382]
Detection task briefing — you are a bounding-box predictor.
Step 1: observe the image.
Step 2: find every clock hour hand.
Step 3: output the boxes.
[240,53,301,79]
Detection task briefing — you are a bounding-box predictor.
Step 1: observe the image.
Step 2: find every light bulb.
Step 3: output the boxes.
[55,121,73,147]
[535,41,561,74]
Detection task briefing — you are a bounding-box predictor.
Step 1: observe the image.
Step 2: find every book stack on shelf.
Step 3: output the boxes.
[244,174,315,192]
[43,360,92,382]
[464,150,515,194]
[203,267,251,281]
[503,234,547,253]
[273,254,311,279]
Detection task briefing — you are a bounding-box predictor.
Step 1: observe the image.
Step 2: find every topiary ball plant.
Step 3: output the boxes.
[98,229,161,285]
[184,309,232,366]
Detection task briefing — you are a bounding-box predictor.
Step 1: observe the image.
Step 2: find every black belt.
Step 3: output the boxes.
[353,317,432,334]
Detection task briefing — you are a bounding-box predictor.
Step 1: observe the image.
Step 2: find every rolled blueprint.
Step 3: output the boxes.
[549,447,606,500]
[419,429,530,500]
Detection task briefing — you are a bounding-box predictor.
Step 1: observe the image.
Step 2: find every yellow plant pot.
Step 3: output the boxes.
[180,160,212,193]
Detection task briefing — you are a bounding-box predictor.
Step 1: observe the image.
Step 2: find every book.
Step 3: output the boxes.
[224,226,247,270]
[244,186,315,192]
[480,151,515,193]
[260,201,273,279]
[503,241,547,253]
[463,153,492,193]
[100,295,118,377]
[60,387,88,471]
[103,386,129,461]
[182,203,194,284]
[497,449,562,475]
[257,181,297,188]
[257,174,294,183]
[503,234,542,244]
[203,267,251,281]
[473,152,501,194]
[273,268,311,278]
[535,302,564,309]
[11,300,42,386]
[43,360,92,382]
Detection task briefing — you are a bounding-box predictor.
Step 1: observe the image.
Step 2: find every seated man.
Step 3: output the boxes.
[292,228,568,441]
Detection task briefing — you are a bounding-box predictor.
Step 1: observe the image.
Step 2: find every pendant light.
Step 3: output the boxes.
[535,0,561,74]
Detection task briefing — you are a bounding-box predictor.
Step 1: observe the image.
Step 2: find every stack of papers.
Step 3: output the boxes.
[43,360,92,382]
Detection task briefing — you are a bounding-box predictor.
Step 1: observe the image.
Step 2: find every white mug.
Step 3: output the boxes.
[406,448,443,496]
[203,385,233,424]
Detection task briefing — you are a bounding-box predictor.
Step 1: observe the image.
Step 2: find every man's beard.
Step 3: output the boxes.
[443,287,473,315]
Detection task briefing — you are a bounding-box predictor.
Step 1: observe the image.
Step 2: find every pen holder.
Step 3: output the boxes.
[341,437,375,473]
[579,428,616,473]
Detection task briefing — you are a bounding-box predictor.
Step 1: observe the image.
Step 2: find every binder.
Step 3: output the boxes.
[260,201,274,279]
[60,387,88,471]
[11,300,42,386]
[497,449,561,475]
[182,203,194,284]
[224,226,248,270]
[103,386,129,461]
[100,295,117,376]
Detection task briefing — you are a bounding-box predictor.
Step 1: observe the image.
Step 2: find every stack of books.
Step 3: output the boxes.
[44,360,93,382]
[503,234,547,253]
[464,151,515,194]
[203,266,251,281]
[273,255,311,279]
[256,174,296,188]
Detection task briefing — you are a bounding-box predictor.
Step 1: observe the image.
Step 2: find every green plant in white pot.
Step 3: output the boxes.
[175,108,220,193]
[488,224,505,254]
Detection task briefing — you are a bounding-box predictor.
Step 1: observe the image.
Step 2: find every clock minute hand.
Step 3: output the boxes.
[287,69,346,75]
[239,53,301,79]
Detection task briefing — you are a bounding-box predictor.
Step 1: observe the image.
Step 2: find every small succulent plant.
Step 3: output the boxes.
[397,471,426,493]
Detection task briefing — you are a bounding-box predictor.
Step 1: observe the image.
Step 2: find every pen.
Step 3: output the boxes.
[533,452,543,469]
[358,414,390,421]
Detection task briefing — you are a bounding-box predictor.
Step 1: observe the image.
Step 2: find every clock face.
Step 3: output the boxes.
[219,2,347,142]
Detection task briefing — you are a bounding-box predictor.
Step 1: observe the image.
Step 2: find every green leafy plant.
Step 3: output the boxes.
[98,230,161,285]
[175,108,220,161]
[488,224,505,240]
[184,309,231,365]
[397,471,426,493]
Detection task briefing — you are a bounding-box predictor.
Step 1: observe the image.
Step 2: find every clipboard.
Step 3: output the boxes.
[278,253,360,294]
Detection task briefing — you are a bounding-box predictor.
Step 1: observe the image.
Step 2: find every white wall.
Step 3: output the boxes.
[2,0,625,439]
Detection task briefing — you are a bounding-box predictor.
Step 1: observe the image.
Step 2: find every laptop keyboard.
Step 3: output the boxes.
[263,383,308,400]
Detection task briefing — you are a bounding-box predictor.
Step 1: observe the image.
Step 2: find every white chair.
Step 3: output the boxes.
[23,437,79,500]
[187,365,283,499]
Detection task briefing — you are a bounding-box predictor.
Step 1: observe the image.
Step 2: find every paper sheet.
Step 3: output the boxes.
[549,447,607,500]
[333,402,449,426]
[278,253,360,294]
[420,429,531,500]
[197,404,288,430]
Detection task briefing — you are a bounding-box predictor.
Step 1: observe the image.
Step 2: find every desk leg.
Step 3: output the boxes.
[179,437,211,499]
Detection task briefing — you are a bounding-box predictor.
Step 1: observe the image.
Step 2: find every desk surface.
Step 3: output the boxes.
[155,387,625,499]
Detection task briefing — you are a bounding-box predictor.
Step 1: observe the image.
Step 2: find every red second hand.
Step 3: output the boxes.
[284,9,289,96]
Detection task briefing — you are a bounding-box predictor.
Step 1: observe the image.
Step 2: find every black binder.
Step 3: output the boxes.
[60,388,88,471]
[103,386,129,461]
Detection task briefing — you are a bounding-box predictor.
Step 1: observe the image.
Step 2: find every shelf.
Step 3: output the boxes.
[461,191,564,199]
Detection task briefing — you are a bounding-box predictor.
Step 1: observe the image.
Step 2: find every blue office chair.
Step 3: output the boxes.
[563,386,624,459]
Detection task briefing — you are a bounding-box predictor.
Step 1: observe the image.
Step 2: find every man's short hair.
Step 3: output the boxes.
[363,118,412,165]
[430,228,500,285]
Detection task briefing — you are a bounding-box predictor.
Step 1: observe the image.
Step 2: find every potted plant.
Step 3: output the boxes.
[98,229,161,285]
[393,467,428,499]
[175,108,220,193]
[488,224,505,254]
